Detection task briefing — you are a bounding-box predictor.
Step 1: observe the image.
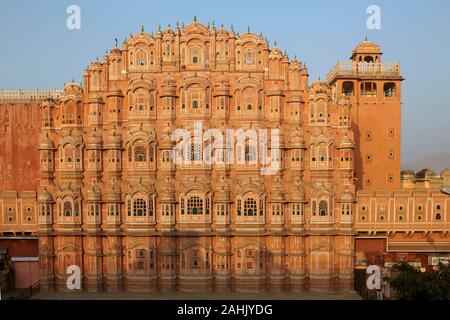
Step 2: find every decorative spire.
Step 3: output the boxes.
[365,35,368,41]
[247,26,250,33]
[141,24,144,33]
[114,38,118,47]
[194,15,197,22]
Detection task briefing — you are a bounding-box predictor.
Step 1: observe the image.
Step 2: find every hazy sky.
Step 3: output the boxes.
[0,0,449,164]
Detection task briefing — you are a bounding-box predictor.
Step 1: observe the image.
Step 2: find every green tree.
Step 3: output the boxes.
[387,262,450,300]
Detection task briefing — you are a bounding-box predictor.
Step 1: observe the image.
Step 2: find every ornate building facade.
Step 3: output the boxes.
[0,21,449,293]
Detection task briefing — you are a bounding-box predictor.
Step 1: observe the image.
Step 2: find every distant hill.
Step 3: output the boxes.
[402,152,450,174]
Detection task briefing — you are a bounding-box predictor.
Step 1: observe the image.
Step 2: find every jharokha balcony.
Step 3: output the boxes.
[327,61,402,82]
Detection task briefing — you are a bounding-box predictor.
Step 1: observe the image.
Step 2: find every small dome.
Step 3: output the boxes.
[340,189,355,202]
[86,185,101,201]
[159,178,175,201]
[269,178,285,202]
[38,190,53,203]
[289,129,305,148]
[107,86,124,97]
[339,135,354,149]
[289,187,306,202]
[416,169,436,179]
[39,134,55,150]
[401,170,415,178]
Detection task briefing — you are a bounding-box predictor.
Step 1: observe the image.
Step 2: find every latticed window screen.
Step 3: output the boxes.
[244,198,257,216]
[205,197,210,215]
[149,144,154,161]
[134,146,146,162]
[187,196,203,215]
[63,201,72,217]
[133,198,147,216]
[128,146,132,161]
[190,142,202,161]
[319,200,328,216]
[245,145,256,162]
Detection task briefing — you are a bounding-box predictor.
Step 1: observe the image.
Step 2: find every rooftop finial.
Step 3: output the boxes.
[365,35,368,41]
[141,25,144,33]
[248,26,250,33]
[194,15,197,22]
[114,38,118,47]
[274,40,277,47]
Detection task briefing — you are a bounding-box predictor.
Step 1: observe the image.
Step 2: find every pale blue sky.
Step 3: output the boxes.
[0,0,449,164]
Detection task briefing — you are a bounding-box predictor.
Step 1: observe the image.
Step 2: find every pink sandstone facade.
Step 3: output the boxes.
[0,21,449,293]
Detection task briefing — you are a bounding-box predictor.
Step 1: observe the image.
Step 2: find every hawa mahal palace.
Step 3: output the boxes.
[0,20,449,293]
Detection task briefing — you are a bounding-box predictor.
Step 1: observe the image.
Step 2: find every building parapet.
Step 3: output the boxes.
[0,89,63,103]
[327,62,401,83]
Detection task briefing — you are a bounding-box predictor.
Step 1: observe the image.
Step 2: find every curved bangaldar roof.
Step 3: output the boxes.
[350,37,382,59]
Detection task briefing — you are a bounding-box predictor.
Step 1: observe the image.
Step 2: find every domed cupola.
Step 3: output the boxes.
[289,128,306,149]
[39,133,55,150]
[214,177,231,202]
[105,127,122,149]
[159,123,175,149]
[38,188,53,204]
[159,177,176,202]
[339,188,355,203]
[85,183,102,202]
[338,134,354,149]
[86,128,103,150]
[161,73,177,97]
[269,177,286,203]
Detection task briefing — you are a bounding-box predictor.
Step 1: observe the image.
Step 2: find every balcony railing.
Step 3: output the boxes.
[327,62,401,82]
[0,89,63,102]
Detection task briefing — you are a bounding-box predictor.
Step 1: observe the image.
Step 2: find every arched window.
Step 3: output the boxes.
[364,56,374,63]
[190,46,201,64]
[63,201,72,217]
[244,49,255,65]
[136,49,147,66]
[187,196,203,215]
[134,145,147,162]
[190,142,202,162]
[361,82,377,96]
[384,83,396,97]
[244,198,257,216]
[342,81,354,96]
[133,198,147,216]
[245,144,256,162]
[319,200,328,216]
[436,213,442,221]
